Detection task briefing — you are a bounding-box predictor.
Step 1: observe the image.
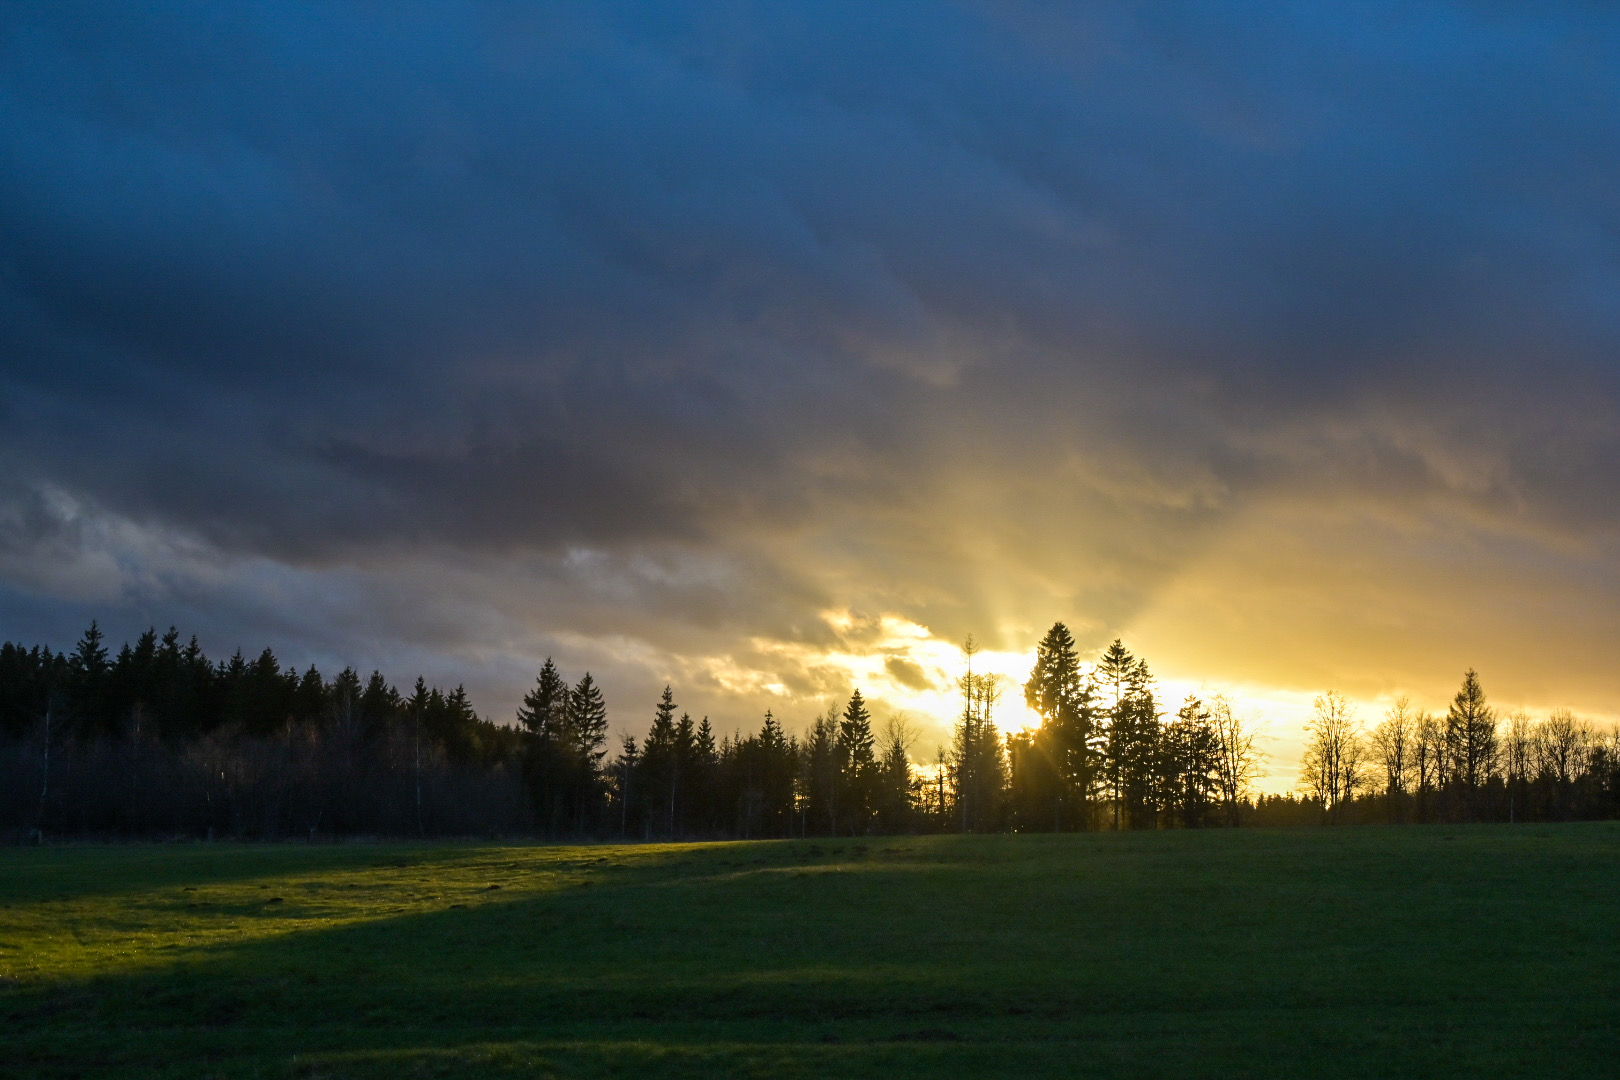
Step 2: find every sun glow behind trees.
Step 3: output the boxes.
[681,609,1360,794]
[655,606,1620,798]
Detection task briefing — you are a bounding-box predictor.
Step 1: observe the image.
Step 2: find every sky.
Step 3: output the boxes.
[4,2,1620,790]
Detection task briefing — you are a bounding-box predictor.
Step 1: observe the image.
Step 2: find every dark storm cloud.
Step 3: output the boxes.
[3,1,1620,725]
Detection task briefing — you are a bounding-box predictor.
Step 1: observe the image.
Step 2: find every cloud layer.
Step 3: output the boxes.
[4,2,1620,775]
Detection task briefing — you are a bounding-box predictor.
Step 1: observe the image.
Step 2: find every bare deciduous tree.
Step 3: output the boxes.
[1209,695,1263,827]
[1503,709,1536,823]
[1301,690,1365,823]
[1536,708,1589,786]
[1371,696,1416,821]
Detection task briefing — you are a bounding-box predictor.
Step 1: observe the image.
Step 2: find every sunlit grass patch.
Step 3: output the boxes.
[4,827,1620,1078]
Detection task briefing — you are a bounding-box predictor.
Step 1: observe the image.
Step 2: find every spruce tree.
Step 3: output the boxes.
[360,670,398,734]
[1095,639,1136,715]
[516,658,568,738]
[294,665,327,725]
[639,687,680,835]
[567,673,609,766]
[953,667,1006,833]
[517,658,571,830]
[613,733,639,836]
[1022,622,1098,829]
[1025,623,1081,721]
[1445,668,1496,817]
[1106,656,1161,829]
[804,709,840,834]
[877,716,914,832]
[1163,696,1219,828]
[330,667,363,726]
[838,690,877,833]
[692,714,719,831]
[67,621,110,737]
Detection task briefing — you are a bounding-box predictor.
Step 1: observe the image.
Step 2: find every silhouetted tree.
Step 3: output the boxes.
[611,733,640,837]
[1302,690,1365,823]
[1371,696,1416,822]
[838,690,877,834]
[1210,695,1261,827]
[1445,669,1496,819]
[1161,696,1219,827]
[876,714,916,832]
[1020,622,1100,829]
[66,621,110,739]
[638,687,683,836]
[1107,658,1160,829]
[802,708,840,835]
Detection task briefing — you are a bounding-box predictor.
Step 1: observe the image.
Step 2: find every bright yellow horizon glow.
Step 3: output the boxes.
[668,608,1620,796]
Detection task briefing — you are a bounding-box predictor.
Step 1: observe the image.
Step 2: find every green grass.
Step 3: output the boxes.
[3,825,1618,1078]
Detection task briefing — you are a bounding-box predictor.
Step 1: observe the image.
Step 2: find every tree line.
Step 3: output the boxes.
[2,620,1616,839]
[1298,672,1620,825]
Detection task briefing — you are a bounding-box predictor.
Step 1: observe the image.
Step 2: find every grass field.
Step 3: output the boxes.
[3,825,1618,1078]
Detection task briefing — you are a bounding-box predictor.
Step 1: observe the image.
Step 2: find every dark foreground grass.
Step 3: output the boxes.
[3,825,1618,1078]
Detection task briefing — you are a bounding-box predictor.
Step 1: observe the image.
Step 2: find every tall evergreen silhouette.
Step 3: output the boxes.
[838,690,876,833]
[4,618,1618,838]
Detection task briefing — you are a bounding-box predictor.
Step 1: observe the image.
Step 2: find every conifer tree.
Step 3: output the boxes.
[516,658,568,737]
[358,670,398,734]
[295,665,327,725]
[1162,696,1219,827]
[67,621,110,737]
[1095,639,1136,715]
[612,733,639,836]
[1445,668,1496,818]
[1022,622,1099,829]
[877,714,915,832]
[692,714,719,830]
[838,689,877,833]
[803,709,840,834]
[518,658,572,830]
[568,673,609,766]
[639,687,681,835]
[1105,656,1160,829]
[328,666,363,728]
[953,654,1006,832]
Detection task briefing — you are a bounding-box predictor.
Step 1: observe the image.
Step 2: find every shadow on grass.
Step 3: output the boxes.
[6,828,1620,1078]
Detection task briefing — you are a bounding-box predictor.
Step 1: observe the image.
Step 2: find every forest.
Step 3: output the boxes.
[2,620,1617,839]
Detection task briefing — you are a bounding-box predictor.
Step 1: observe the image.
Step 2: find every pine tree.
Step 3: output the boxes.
[516,658,567,738]
[838,689,877,833]
[695,714,718,768]
[1445,668,1496,818]
[639,687,681,836]
[803,709,840,835]
[877,715,914,832]
[952,654,1006,833]
[1021,622,1099,829]
[612,733,639,836]
[67,621,110,737]
[1105,655,1160,829]
[440,686,478,761]
[674,711,697,833]
[1162,696,1219,827]
[518,658,572,831]
[1095,639,1136,715]
[692,714,719,831]
[330,667,363,727]
[359,671,398,734]
[568,673,609,766]
[294,665,327,725]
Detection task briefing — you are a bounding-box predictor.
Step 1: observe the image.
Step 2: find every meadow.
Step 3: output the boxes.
[4,825,1618,1078]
